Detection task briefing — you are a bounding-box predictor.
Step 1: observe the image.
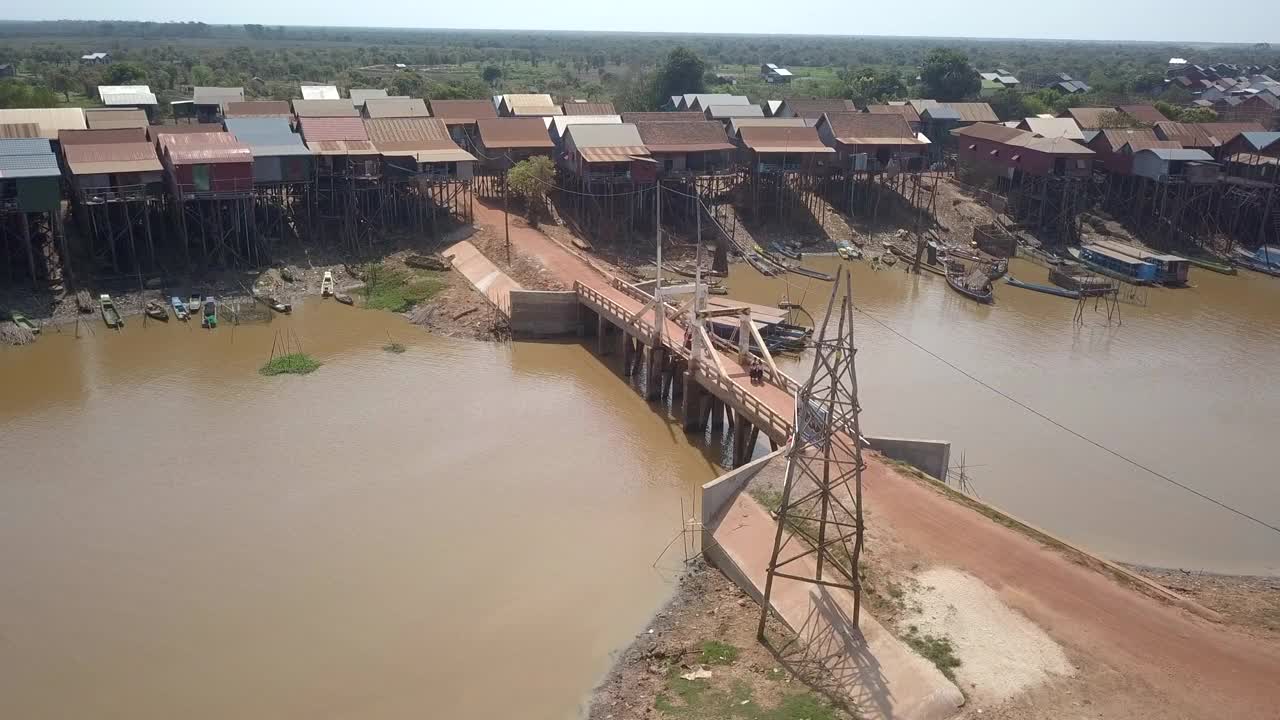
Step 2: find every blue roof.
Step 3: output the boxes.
[923,107,961,120]
[1239,131,1280,151]
[225,117,294,139]
[1141,148,1215,161]
[0,138,60,179]
[223,118,312,157]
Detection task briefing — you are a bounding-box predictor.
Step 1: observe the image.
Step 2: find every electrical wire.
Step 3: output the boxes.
[849,302,1280,538]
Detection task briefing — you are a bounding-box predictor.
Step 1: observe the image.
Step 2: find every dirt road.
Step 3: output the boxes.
[473,201,1280,718]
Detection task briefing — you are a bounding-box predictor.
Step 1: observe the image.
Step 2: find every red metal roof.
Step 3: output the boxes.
[59,127,148,146]
[298,116,369,143]
[563,101,617,116]
[63,142,163,174]
[1116,104,1167,125]
[737,126,833,153]
[866,104,921,124]
[160,132,252,165]
[428,99,499,124]
[635,120,734,153]
[147,123,224,144]
[620,112,706,123]
[476,118,555,149]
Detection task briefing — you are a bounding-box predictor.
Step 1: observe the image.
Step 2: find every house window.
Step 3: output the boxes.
[968,144,977,150]
[989,149,999,157]
[1011,154,1021,162]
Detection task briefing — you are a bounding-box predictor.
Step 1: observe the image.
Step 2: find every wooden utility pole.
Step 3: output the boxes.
[503,171,511,265]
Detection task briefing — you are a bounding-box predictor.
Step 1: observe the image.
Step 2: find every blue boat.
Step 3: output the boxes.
[1069,246,1157,285]
[1233,246,1280,277]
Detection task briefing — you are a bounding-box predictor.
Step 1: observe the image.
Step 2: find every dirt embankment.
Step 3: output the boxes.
[589,558,859,720]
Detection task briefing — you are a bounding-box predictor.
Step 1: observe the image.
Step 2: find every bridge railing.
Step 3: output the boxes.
[693,361,793,439]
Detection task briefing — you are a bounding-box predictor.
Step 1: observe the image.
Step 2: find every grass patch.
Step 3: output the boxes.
[699,640,740,665]
[382,342,407,353]
[259,352,322,376]
[654,666,843,720]
[363,264,447,313]
[902,626,961,680]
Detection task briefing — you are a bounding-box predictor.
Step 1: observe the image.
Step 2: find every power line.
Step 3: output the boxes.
[850,303,1280,538]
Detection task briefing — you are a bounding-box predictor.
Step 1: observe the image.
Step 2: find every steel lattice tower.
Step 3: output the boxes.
[758,267,866,638]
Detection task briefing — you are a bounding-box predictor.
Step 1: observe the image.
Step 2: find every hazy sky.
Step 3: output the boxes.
[11,0,1280,44]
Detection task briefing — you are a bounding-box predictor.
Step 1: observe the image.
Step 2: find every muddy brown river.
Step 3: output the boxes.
[1,255,1278,718]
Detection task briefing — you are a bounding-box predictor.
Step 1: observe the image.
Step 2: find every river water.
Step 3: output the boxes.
[0,300,722,720]
[2,256,1278,718]
[726,255,1280,576]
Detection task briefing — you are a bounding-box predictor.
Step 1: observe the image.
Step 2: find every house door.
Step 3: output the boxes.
[192,164,211,192]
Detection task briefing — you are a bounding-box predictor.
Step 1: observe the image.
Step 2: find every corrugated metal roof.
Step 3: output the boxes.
[224,101,293,118]
[224,117,296,140]
[364,98,429,118]
[509,104,563,117]
[1239,131,1280,151]
[563,101,617,116]
[475,118,555,149]
[63,142,162,175]
[781,98,858,117]
[1119,139,1181,153]
[635,121,733,152]
[1116,104,1166,125]
[866,104,921,123]
[0,123,40,139]
[243,143,313,158]
[193,86,245,106]
[0,138,52,156]
[943,103,998,123]
[737,126,833,153]
[85,108,149,130]
[579,146,649,163]
[429,100,498,124]
[1094,128,1159,153]
[305,140,378,156]
[547,115,621,138]
[951,123,1027,143]
[1020,117,1085,141]
[364,118,465,158]
[0,108,87,139]
[300,85,340,100]
[683,94,750,110]
[705,104,764,119]
[298,116,369,143]
[293,99,359,118]
[619,112,705,123]
[348,88,390,107]
[1066,107,1116,130]
[502,93,557,108]
[0,139,59,179]
[59,127,148,146]
[160,132,253,165]
[954,123,1094,155]
[820,113,916,144]
[727,118,807,137]
[1137,148,1215,162]
[564,123,645,148]
[98,85,157,106]
[147,123,223,143]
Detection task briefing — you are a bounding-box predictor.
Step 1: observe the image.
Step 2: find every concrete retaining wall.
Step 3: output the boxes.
[701,449,785,550]
[508,290,580,337]
[865,436,950,482]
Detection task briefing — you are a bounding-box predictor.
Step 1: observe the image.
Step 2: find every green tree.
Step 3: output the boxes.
[103,62,146,85]
[506,156,555,224]
[919,48,979,101]
[654,47,707,102]
[48,68,73,101]
[841,67,905,104]
[481,64,502,87]
[190,64,214,86]
[0,80,60,109]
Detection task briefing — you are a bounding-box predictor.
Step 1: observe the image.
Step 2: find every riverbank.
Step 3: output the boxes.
[1126,564,1280,637]
[588,558,859,720]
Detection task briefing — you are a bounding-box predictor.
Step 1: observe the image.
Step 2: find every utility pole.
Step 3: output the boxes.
[654,182,664,345]
[695,183,703,315]
[503,170,511,265]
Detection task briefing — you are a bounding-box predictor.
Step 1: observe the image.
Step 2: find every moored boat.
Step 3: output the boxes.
[1068,247,1155,285]
[770,242,802,260]
[188,292,202,311]
[321,271,335,297]
[787,265,834,282]
[946,269,994,304]
[99,294,123,329]
[334,293,355,306]
[201,297,217,329]
[266,296,292,313]
[1005,276,1080,299]
[9,311,39,335]
[144,300,169,321]
[1184,255,1237,275]
[171,296,189,321]
[1233,246,1280,277]
[836,243,863,260]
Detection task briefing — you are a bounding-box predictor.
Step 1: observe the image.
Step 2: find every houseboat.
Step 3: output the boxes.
[1088,240,1189,286]
[1070,245,1157,285]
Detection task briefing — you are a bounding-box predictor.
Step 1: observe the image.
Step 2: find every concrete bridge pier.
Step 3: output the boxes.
[682,370,707,433]
[709,397,725,431]
[669,359,685,400]
[731,412,761,467]
[643,346,665,401]
[621,335,636,377]
[595,315,611,356]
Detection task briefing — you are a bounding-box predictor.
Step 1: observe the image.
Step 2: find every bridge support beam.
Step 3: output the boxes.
[622,334,635,376]
[682,371,706,433]
[732,412,759,468]
[709,397,725,431]
[596,316,610,356]
[644,346,665,401]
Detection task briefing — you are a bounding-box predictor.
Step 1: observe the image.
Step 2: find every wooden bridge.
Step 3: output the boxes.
[575,277,802,467]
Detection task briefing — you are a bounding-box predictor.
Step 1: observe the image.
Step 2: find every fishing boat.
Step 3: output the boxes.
[836,243,863,260]
[1005,276,1080,299]
[1233,246,1280,277]
[986,259,1009,281]
[144,300,169,321]
[266,296,292,313]
[1068,247,1155,285]
[99,294,123,328]
[170,296,189,321]
[946,268,994,304]
[321,271,335,297]
[334,293,355,306]
[770,242,802,260]
[187,292,202,311]
[887,243,918,263]
[1183,255,1236,275]
[744,252,777,277]
[9,311,39,335]
[787,265,834,282]
[201,297,217,329]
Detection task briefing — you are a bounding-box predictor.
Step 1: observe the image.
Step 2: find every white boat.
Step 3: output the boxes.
[321,271,335,297]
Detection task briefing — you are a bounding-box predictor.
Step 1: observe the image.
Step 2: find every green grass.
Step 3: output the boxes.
[363,264,447,313]
[259,352,322,376]
[699,640,740,666]
[902,626,961,681]
[654,668,842,720]
[382,342,407,354]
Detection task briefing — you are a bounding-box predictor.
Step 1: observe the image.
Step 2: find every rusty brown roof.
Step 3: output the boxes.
[563,101,617,116]
[147,124,223,144]
[866,104,921,124]
[951,123,1026,143]
[84,108,149,130]
[364,98,430,118]
[298,116,369,143]
[619,111,706,123]
[159,132,252,165]
[428,99,499,125]
[0,123,40,139]
[1093,128,1160,153]
[306,140,378,156]
[819,112,916,144]
[945,102,999,123]
[1120,139,1181,153]
[63,142,162,175]
[1066,107,1119,130]
[224,101,293,118]
[1196,122,1267,146]
[737,126,833,153]
[292,99,359,118]
[1154,121,1263,148]
[782,98,857,118]
[364,117,452,148]
[59,127,148,146]
[635,121,733,153]
[475,118,555,149]
[1116,104,1166,125]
